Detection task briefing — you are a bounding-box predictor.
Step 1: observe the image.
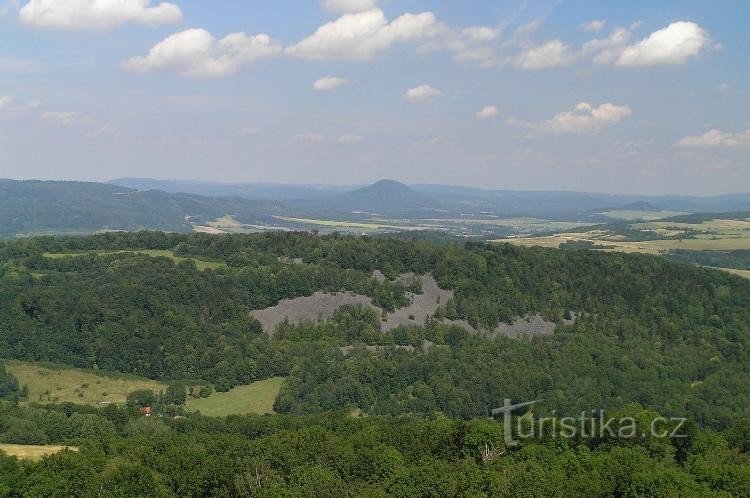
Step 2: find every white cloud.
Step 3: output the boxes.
[321,0,377,15]
[718,83,729,92]
[419,25,500,67]
[0,56,42,73]
[41,111,78,126]
[511,102,632,135]
[19,0,182,30]
[240,126,260,135]
[123,29,282,78]
[678,129,750,148]
[291,133,327,145]
[404,84,441,104]
[583,27,632,64]
[338,134,363,144]
[513,40,575,69]
[313,76,347,91]
[286,8,442,60]
[476,105,499,119]
[580,20,606,32]
[614,21,710,66]
[0,95,13,110]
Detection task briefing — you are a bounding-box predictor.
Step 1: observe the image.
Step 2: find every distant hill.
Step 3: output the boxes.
[110,177,750,219]
[322,179,445,216]
[0,179,283,237]
[111,178,353,201]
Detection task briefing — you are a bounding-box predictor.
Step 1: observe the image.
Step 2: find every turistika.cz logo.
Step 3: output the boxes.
[492,399,688,447]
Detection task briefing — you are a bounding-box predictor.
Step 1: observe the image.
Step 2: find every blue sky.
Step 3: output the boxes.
[1,0,748,194]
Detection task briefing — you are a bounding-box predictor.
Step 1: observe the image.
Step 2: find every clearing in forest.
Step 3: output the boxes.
[4,360,166,405]
[185,377,284,416]
[0,444,77,461]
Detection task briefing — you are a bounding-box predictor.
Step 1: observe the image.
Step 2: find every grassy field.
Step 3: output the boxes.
[714,267,750,280]
[43,249,225,271]
[0,444,77,461]
[599,210,688,221]
[5,360,166,405]
[501,232,750,253]
[185,377,284,416]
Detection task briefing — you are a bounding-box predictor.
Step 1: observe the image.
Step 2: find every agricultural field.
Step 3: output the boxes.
[599,209,688,221]
[4,360,166,406]
[185,377,284,416]
[501,216,750,253]
[716,267,750,280]
[43,249,225,271]
[0,444,77,461]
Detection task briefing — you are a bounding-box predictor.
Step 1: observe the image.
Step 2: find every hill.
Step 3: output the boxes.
[0,179,283,237]
[317,179,445,216]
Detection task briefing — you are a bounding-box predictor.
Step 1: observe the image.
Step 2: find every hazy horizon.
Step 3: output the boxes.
[2,1,749,195]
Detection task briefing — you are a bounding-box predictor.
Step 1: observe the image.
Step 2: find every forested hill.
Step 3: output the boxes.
[0,179,283,237]
[1,231,748,429]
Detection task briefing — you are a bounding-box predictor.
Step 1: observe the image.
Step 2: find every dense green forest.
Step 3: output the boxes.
[0,231,748,428]
[666,249,750,271]
[1,402,749,497]
[0,231,749,494]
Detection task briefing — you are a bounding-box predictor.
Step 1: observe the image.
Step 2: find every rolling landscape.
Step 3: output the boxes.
[2,0,750,496]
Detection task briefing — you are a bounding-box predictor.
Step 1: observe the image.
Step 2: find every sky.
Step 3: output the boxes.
[0,0,749,195]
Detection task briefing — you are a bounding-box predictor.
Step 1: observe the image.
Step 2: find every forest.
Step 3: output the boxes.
[0,231,748,495]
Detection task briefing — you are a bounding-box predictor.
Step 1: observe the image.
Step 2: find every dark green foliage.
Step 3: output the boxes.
[0,231,749,428]
[666,249,750,271]
[0,403,747,497]
[0,362,23,401]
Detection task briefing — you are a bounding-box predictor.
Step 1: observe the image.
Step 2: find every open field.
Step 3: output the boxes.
[715,267,750,280]
[0,444,77,461]
[43,249,225,271]
[600,210,688,221]
[501,232,750,253]
[5,360,166,405]
[185,377,283,416]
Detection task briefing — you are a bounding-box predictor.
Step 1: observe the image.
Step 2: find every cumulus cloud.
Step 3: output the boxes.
[123,28,282,78]
[419,25,500,67]
[41,111,78,125]
[511,102,632,136]
[513,40,575,69]
[580,20,606,32]
[291,133,328,145]
[286,8,441,60]
[678,129,750,148]
[338,134,363,144]
[404,84,441,104]
[240,126,260,135]
[0,95,13,110]
[313,76,347,91]
[321,0,377,15]
[476,105,499,119]
[19,0,182,30]
[614,21,710,66]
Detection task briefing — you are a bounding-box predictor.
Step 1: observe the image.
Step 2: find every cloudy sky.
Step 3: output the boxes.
[1,0,748,194]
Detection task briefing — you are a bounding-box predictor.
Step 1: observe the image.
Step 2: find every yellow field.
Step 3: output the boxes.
[43,249,225,271]
[185,377,284,417]
[600,210,688,221]
[5,360,166,405]
[0,444,77,461]
[714,267,750,280]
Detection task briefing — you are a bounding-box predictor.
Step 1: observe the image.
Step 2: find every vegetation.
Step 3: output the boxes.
[185,377,284,416]
[0,230,748,493]
[665,249,750,271]
[4,360,165,406]
[0,402,748,496]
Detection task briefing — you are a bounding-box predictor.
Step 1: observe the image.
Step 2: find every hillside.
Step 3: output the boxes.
[0,179,283,237]
[307,179,445,216]
[1,231,748,428]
